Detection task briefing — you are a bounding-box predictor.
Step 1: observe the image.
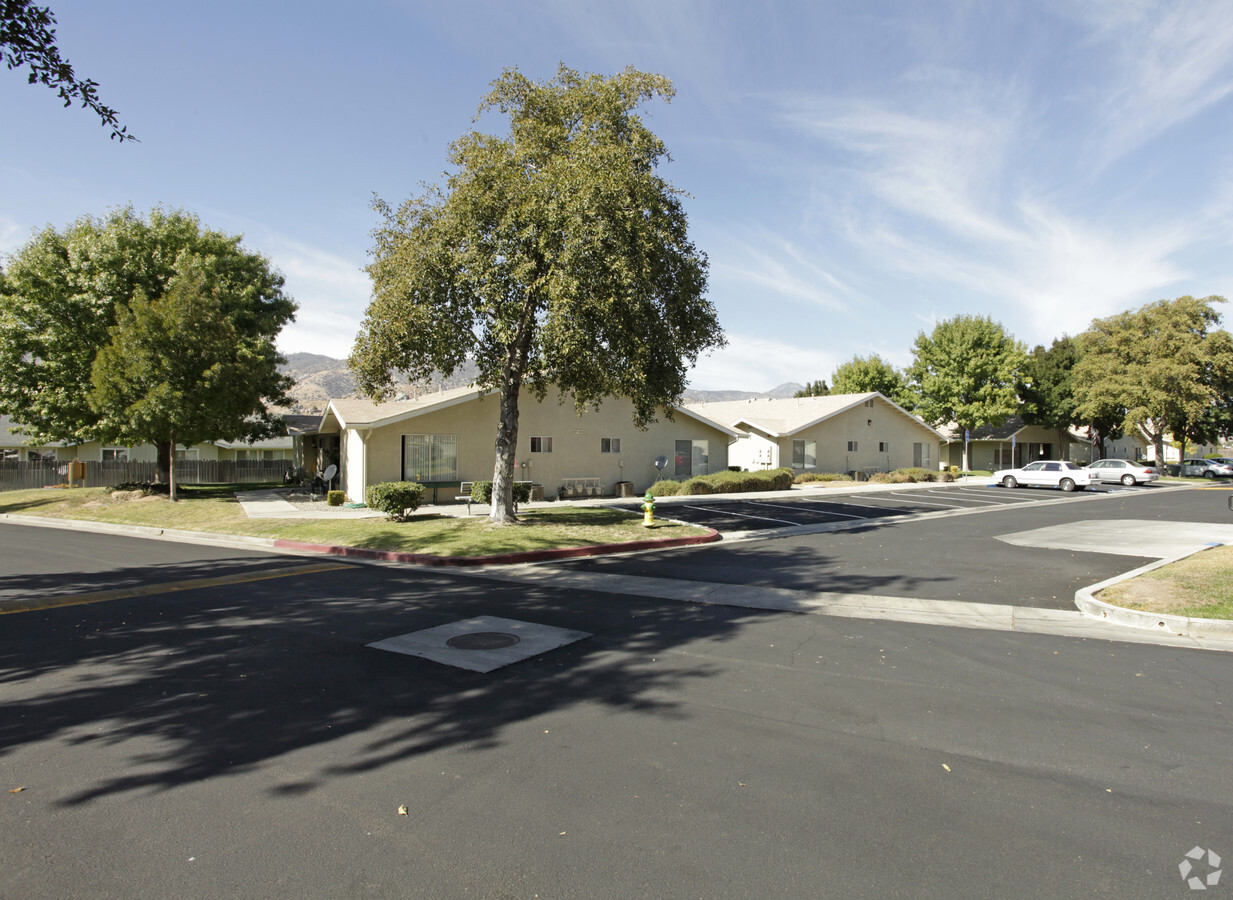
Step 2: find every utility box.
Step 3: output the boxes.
[616,481,635,497]
[67,461,86,484]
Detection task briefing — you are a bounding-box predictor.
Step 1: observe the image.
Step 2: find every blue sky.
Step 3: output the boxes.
[4,1,1233,391]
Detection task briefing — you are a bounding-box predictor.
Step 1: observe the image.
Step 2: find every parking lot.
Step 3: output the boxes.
[610,481,1164,533]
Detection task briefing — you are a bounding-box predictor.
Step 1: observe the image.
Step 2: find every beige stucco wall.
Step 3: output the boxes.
[339,389,732,502]
[782,398,940,474]
[728,431,779,470]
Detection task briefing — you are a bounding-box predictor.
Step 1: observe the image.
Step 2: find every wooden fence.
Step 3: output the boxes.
[0,459,295,492]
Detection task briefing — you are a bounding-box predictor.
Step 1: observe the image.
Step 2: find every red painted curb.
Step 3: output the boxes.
[273,528,721,567]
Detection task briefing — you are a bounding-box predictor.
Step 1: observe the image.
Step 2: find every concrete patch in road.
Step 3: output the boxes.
[367,615,592,672]
[996,519,1233,558]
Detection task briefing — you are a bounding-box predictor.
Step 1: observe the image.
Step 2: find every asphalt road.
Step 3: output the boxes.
[584,484,1227,609]
[2,492,1233,898]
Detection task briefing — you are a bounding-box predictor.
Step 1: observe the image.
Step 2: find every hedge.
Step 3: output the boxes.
[470,481,531,505]
[648,467,793,497]
[365,481,425,521]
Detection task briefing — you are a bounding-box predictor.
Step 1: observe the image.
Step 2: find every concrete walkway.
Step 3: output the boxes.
[234,476,996,521]
[235,490,387,519]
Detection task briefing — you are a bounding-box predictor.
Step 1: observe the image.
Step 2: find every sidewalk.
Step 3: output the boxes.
[235,476,994,520]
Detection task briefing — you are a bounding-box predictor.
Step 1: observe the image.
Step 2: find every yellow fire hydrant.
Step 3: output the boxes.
[641,490,656,528]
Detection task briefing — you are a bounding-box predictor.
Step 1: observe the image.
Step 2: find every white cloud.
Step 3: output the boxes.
[1069,0,1233,164]
[686,333,837,392]
[711,227,850,311]
[256,235,371,360]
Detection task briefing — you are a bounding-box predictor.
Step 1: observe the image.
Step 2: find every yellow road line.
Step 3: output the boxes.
[0,562,353,615]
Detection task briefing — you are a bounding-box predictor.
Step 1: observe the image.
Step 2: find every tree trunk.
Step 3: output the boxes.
[155,439,172,485]
[488,305,536,525]
[489,383,520,524]
[168,431,179,502]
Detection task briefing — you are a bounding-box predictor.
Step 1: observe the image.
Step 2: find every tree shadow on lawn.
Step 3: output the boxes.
[0,559,781,806]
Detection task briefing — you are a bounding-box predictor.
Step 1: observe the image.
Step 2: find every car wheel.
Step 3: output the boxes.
[1002,475,1018,489]
[1121,474,1136,486]
[1204,470,1216,479]
[1060,478,1076,492]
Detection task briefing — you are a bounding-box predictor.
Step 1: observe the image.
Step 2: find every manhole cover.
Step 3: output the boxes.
[446,632,522,650]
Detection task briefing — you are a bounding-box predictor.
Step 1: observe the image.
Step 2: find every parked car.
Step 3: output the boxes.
[1178,458,1233,478]
[1084,458,1159,486]
[992,460,1091,492]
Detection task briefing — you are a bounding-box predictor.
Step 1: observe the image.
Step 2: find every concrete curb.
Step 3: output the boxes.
[273,527,722,567]
[0,512,279,551]
[1075,546,1233,639]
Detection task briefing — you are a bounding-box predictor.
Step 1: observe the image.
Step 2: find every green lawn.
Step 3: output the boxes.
[0,485,709,558]
[1098,543,1233,620]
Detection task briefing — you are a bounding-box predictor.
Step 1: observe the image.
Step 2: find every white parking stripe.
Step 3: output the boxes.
[794,498,903,514]
[746,500,867,520]
[679,504,799,527]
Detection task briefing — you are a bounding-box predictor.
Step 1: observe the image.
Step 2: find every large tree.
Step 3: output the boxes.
[830,353,906,404]
[90,261,292,500]
[904,314,1026,471]
[351,64,724,524]
[1018,336,1080,459]
[1074,295,1233,467]
[1,0,134,140]
[0,207,296,483]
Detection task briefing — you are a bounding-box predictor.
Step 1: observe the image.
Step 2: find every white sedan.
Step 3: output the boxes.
[992,460,1091,492]
[1085,458,1159,486]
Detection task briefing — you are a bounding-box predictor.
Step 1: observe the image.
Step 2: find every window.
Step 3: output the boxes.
[402,434,458,481]
[878,442,888,453]
[791,439,816,469]
[102,448,128,462]
[530,436,553,453]
[913,442,931,469]
[675,439,709,478]
[235,449,248,461]
[847,440,858,452]
[864,398,875,408]
[600,437,621,453]
[175,448,199,461]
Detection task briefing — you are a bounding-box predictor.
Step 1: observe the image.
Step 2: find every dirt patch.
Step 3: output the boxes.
[1098,579,1186,613]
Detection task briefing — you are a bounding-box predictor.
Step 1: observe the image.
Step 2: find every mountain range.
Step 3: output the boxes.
[279,353,803,412]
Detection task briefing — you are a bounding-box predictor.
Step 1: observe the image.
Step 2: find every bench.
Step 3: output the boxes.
[455,480,533,515]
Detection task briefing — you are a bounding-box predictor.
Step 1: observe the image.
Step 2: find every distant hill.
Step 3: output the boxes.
[279,354,803,412]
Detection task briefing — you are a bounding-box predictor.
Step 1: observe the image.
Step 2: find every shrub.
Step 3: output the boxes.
[327,490,346,506]
[649,479,682,497]
[937,471,955,482]
[680,477,713,495]
[895,467,937,482]
[794,472,852,483]
[471,481,531,505]
[365,481,425,521]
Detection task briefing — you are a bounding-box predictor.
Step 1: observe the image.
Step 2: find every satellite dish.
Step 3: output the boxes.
[652,455,667,481]
[322,464,338,482]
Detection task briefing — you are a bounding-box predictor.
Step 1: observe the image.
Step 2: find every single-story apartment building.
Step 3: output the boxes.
[684,392,944,476]
[0,414,298,463]
[314,385,739,503]
[936,417,1075,470]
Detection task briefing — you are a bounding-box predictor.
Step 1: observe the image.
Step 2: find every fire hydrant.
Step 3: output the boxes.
[641,490,656,528]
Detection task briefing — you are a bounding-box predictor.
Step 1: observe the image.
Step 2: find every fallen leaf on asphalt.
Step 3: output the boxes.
[397,805,408,816]
[942,764,951,773]
[9,787,25,793]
